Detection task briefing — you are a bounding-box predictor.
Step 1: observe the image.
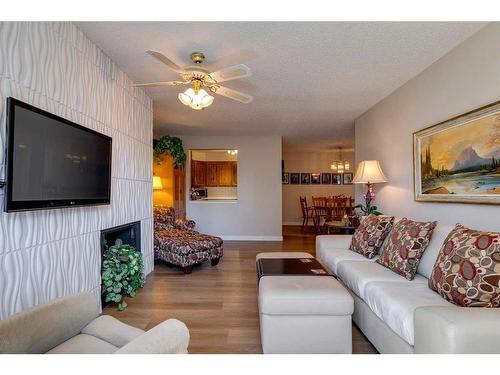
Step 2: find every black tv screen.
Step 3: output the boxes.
[4,98,112,212]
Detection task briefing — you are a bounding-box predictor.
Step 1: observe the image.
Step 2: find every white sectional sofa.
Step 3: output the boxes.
[317,222,500,354]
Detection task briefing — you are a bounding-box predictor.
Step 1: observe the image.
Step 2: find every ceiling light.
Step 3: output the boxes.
[178,80,214,110]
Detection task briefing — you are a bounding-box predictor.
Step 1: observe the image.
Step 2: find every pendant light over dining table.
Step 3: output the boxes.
[330,148,350,173]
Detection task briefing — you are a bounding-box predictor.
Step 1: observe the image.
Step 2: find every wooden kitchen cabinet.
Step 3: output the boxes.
[192,160,237,187]
[205,162,218,186]
[191,160,206,187]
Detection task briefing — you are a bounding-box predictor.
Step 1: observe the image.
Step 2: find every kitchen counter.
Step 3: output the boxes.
[190,197,238,202]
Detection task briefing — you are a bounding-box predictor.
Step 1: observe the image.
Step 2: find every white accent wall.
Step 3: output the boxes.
[0,22,154,320]
[179,135,283,240]
[355,23,500,231]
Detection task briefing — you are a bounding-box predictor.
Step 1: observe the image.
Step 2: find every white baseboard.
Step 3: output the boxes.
[282,221,303,226]
[220,235,283,241]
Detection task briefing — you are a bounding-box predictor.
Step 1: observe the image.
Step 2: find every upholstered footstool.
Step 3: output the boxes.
[154,228,223,274]
[256,252,354,354]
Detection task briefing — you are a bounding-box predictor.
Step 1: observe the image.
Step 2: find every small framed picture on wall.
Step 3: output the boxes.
[331,173,341,185]
[300,173,311,184]
[290,172,300,184]
[343,172,354,185]
[321,173,331,184]
[311,173,321,184]
[282,172,290,184]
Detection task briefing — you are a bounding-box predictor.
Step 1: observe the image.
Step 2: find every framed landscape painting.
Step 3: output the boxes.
[413,101,500,204]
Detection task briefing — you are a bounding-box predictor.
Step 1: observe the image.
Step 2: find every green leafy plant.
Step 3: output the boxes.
[154,136,187,167]
[354,184,383,216]
[101,240,145,311]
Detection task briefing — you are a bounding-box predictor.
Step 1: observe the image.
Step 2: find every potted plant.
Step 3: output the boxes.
[354,184,383,216]
[101,240,145,311]
[154,136,187,167]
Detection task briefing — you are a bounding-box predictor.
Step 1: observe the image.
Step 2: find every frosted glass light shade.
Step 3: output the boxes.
[353,160,388,184]
[178,87,214,110]
[152,175,163,190]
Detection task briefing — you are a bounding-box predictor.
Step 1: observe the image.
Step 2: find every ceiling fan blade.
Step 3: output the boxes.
[212,86,253,104]
[132,81,187,88]
[146,50,183,73]
[208,64,252,83]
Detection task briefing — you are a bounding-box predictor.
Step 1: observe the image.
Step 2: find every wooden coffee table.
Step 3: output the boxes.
[256,257,331,280]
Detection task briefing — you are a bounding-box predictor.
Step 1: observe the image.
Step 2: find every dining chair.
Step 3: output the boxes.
[312,196,330,233]
[299,196,314,231]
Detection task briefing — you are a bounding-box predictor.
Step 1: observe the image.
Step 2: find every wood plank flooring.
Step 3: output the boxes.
[103,225,377,354]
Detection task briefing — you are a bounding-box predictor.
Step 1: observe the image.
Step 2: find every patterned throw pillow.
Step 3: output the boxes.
[376,218,437,280]
[349,214,394,258]
[429,224,500,307]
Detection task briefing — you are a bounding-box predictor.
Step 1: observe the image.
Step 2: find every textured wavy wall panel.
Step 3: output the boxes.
[0,22,153,320]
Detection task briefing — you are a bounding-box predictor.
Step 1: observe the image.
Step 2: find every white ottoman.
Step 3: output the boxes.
[257,252,354,354]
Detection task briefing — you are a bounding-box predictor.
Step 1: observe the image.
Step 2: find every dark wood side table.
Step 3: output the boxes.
[324,220,357,235]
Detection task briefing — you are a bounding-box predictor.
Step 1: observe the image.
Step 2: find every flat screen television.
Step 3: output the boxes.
[4,98,112,212]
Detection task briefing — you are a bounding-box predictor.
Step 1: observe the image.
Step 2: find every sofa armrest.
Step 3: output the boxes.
[114,319,189,354]
[316,235,352,252]
[414,306,500,353]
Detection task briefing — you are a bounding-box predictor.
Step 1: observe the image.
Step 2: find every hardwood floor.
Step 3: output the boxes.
[103,225,377,354]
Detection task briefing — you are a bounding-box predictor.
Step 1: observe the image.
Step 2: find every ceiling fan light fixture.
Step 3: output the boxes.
[178,86,214,110]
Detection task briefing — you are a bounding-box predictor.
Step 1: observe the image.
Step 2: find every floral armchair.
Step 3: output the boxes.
[153,206,223,274]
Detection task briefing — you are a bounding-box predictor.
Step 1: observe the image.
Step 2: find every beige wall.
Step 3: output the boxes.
[178,135,283,240]
[283,151,355,224]
[355,23,500,231]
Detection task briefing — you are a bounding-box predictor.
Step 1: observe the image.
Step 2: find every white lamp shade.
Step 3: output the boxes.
[352,160,388,184]
[152,175,163,190]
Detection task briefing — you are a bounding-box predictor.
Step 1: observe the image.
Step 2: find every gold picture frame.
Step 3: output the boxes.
[413,101,500,205]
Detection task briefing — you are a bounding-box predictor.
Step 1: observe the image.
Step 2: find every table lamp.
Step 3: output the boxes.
[352,160,387,216]
[152,175,163,190]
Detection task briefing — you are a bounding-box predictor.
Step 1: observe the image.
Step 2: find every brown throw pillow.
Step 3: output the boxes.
[429,224,500,307]
[350,214,394,258]
[377,218,437,280]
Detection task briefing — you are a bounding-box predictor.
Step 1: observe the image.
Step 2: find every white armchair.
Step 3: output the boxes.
[0,292,189,354]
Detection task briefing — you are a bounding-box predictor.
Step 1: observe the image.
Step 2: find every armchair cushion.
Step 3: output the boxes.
[429,224,500,307]
[114,319,190,354]
[46,334,118,354]
[154,206,177,231]
[81,315,144,348]
[350,214,394,259]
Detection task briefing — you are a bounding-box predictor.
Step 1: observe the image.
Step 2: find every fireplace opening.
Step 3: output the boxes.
[100,221,141,306]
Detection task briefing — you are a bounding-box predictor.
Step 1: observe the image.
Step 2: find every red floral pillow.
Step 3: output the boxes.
[350,214,394,258]
[377,218,437,280]
[429,224,500,307]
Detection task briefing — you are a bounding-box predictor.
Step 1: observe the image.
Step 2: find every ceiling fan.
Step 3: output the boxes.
[133,51,253,110]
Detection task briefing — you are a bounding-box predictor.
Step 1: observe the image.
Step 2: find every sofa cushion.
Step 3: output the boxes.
[364,282,453,346]
[417,224,454,278]
[317,247,376,275]
[350,214,394,258]
[336,260,427,300]
[429,224,500,307]
[376,218,437,280]
[46,333,118,354]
